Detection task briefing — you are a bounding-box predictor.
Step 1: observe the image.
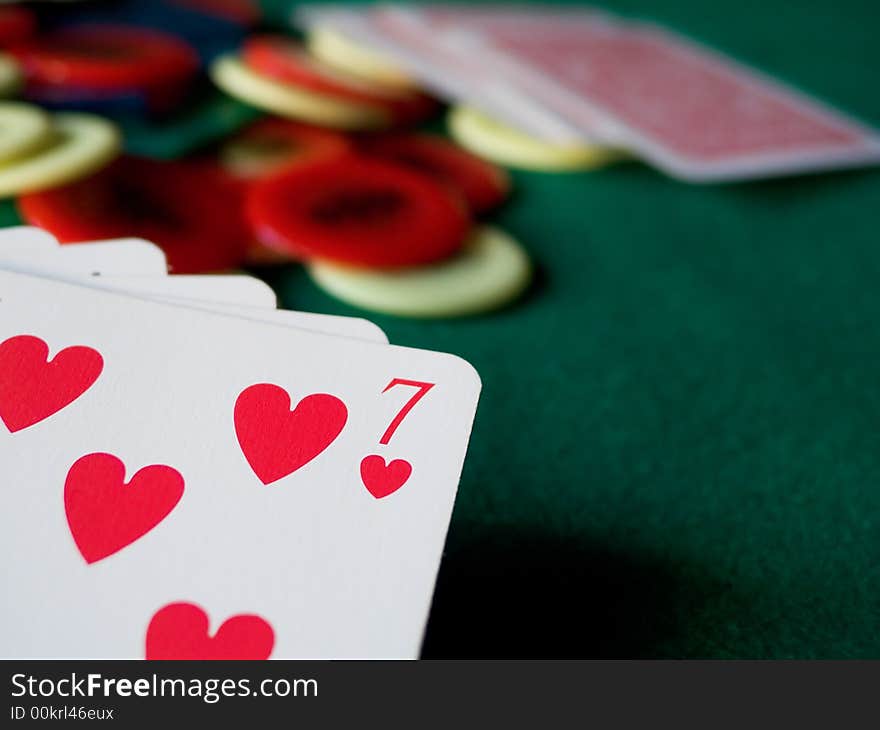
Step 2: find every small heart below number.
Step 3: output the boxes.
[145,602,274,660]
[360,455,412,499]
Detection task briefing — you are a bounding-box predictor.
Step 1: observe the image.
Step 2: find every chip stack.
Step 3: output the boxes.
[0,8,124,198]
[0,3,541,319]
[209,29,535,318]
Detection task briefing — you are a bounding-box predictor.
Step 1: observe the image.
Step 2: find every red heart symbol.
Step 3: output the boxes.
[234,383,347,485]
[360,454,412,499]
[145,602,274,660]
[0,334,103,433]
[64,453,185,564]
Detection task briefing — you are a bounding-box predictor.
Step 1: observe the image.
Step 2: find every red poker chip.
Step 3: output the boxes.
[224,118,353,178]
[7,25,199,92]
[0,6,36,46]
[17,156,249,274]
[242,36,438,126]
[360,134,510,214]
[384,91,439,127]
[246,155,471,268]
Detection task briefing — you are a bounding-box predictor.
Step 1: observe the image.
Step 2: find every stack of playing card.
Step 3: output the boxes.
[0,227,481,659]
[296,4,880,182]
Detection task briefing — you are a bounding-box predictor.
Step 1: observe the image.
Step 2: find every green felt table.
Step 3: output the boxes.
[4,0,880,658]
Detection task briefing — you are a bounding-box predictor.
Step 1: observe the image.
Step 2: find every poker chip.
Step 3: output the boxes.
[307,225,532,318]
[360,133,510,214]
[243,36,399,100]
[220,118,352,178]
[0,6,36,46]
[0,54,22,97]
[0,102,54,164]
[210,54,390,130]
[448,106,624,172]
[0,112,120,197]
[246,155,471,268]
[7,24,199,97]
[17,156,249,273]
[234,35,437,124]
[306,28,417,92]
[243,241,295,266]
[241,36,436,126]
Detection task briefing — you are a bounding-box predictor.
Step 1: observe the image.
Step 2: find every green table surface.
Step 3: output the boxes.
[4,0,880,658]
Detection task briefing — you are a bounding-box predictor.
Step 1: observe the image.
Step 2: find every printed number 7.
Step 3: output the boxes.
[379,379,434,445]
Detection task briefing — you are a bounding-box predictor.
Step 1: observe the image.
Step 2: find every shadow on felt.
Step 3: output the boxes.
[421,526,725,659]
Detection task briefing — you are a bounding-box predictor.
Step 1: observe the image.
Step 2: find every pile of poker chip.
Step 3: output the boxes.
[0,2,619,319]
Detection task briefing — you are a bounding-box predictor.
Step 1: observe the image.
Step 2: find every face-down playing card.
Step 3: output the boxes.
[430,12,880,180]
[0,270,480,658]
[296,4,590,144]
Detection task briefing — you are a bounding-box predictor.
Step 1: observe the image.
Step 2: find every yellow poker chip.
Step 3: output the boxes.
[448,105,625,172]
[0,53,22,97]
[210,54,390,130]
[0,112,120,197]
[306,28,418,93]
[0,102,54,164]
[307,225,532,318]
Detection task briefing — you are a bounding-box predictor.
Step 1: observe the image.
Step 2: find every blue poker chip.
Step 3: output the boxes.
[35,0,251,63]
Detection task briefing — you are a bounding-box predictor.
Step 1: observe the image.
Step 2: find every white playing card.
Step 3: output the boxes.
[0,239,168,276]
[67,276,388,342]
[88,274,279,308]
[0,226,59,251]
[197,304,389,343]
[0,232,388,343]
[0,270,480,659]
